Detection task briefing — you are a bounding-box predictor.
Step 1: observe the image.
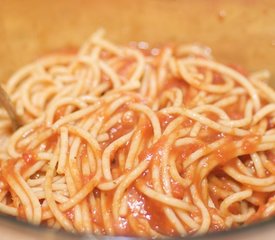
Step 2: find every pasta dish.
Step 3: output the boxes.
[0,30,274,237]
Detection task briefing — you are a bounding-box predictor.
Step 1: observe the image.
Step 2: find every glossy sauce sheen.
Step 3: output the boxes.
[0,41,273,237]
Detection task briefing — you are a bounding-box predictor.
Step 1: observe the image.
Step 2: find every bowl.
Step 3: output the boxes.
[0,0,275,239]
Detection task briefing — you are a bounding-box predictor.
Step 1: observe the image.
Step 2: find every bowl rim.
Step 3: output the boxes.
[0,213,274,239]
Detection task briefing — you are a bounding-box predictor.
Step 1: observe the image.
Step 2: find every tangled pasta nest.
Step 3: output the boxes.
[0,30,275,237]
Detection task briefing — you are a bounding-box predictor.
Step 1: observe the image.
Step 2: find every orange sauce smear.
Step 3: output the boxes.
[1,42,273,237]
[53,106,67,122]
[21,152,37,175]
[228,64,249,77]
[45,132,59,151]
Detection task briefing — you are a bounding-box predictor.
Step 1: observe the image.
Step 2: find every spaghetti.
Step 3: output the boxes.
[0,30,275,237]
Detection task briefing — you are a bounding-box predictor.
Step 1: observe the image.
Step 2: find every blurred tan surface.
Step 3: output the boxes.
[0,0,275,239]
[0,0,275,86]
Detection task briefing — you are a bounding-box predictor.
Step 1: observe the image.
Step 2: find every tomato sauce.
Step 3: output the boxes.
[143,195,177,236]
[212,138,237,165]
[45,132,59,151]
[53,106,67,122]
[158,112,176,131]
[65,208,75,221]
[212,72,225,85]
[228,64,249,77]
[116,59,136,80]
[18,204,26,219]
[171,179,185,199]
[21,151,37,175]
[241,135,260,153]
[224,103,245,120]
[1,39,274,237]
[162,76,188,91]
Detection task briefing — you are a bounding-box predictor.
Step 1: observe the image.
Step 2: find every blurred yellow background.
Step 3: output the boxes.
[0,0,274,87]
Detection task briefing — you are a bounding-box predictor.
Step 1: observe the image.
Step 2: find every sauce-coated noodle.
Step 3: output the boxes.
[0,30,275,237]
